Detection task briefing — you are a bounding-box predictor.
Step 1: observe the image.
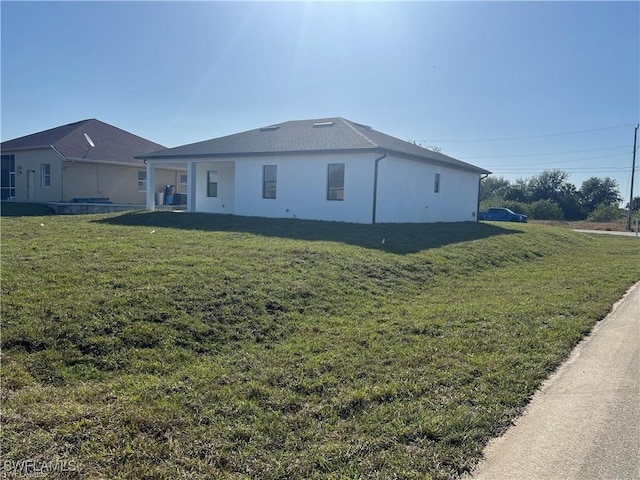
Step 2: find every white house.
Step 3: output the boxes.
[138,118,491,224]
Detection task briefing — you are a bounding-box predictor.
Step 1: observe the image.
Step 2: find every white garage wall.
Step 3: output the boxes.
[376,155,480,223]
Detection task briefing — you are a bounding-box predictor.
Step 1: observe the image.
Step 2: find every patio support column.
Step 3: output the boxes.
[145,162,156,211]
[187,161,196,212]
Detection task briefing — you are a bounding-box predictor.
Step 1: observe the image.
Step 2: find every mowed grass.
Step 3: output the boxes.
[1,208,639,479]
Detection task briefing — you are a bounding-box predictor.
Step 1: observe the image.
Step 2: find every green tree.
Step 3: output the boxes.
[528,169,571,201]
[480,176,511,202]
[527,169,585,220]
[625,196,640,213]
[579,177,622,213]
[504,178,531,203]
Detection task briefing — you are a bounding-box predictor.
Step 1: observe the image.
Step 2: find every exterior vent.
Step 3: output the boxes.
[313,121,335,128]
[260,125,280,131]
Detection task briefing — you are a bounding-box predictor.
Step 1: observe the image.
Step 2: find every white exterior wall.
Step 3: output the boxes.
[194,161,235,214]
[375,155,480,223]
[232,153,375,223]
[148,152,481,224]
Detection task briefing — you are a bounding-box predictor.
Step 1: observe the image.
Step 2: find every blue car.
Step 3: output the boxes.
[479,207,528,223]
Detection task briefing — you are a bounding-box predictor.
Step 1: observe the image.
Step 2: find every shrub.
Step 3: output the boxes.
[529,199,564,220]
[587,203,623,222]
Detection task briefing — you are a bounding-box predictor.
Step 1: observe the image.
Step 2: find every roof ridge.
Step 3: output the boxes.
[61,119,93,143]
[57,119,165,149]
[340,118,378,148]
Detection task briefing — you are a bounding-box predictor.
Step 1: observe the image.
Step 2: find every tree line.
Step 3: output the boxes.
[480,169,640,221]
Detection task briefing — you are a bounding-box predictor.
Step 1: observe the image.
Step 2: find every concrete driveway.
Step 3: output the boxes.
[465,282,640,480]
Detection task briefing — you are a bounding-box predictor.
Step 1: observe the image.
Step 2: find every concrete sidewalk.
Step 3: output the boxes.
[465,282,640,480]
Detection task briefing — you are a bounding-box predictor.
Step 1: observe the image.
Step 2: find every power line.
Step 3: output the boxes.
[468,152,631,168]
[462,145,631,160]
[421,123,637,143]
[484,171,630,178]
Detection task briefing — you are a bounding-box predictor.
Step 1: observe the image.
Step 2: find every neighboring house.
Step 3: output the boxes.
[138,117,491,224]
[1,119,183,204]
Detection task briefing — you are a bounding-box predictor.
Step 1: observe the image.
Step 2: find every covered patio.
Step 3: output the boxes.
[145,159,235,214]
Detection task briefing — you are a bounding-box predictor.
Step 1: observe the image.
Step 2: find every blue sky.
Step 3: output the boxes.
[2,1,639,199]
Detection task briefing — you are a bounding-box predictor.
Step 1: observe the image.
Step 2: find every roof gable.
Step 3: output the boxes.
[140,117,489,174]
[1,119,165,166]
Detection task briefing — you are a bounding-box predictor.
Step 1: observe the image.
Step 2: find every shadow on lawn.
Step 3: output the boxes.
[95,211,522,254]
[1,202,55,217]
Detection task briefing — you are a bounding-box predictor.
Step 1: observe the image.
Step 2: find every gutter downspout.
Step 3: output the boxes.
[372,152,388,224]
[478,173,490,222]
[50,145,67,201]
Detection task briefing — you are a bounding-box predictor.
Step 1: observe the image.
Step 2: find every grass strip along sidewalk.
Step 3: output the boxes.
[1,209,639,479]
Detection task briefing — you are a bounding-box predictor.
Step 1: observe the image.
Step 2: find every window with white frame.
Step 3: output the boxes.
[263,165,277,199]
[207,170,218,197]
[40,164,51,187]
[434,173,441,193]
[180,174,188,193]
[327,163,345,201]
[137,171,147,192]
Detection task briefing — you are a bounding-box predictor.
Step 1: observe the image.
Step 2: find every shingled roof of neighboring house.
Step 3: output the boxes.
[139,117,490,173]
[1,119,165,165]
[138,117,490,174]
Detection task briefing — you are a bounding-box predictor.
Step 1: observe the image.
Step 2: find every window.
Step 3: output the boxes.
[41,164,51,187]
[1,154,15,200]
[137,171,147,192]
[263,165,277,199]
[327,163,345,201]
[207,170,218,197]
[180,174,188,193]
[434,173,441,193]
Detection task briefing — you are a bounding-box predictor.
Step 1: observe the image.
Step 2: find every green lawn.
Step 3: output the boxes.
[1,209,639,479]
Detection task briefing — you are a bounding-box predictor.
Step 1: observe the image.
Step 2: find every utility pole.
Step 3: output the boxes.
[627,124,638,231]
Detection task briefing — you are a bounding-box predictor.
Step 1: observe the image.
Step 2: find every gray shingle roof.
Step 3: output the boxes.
[139,117,490,174]
[1,119,165,166]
